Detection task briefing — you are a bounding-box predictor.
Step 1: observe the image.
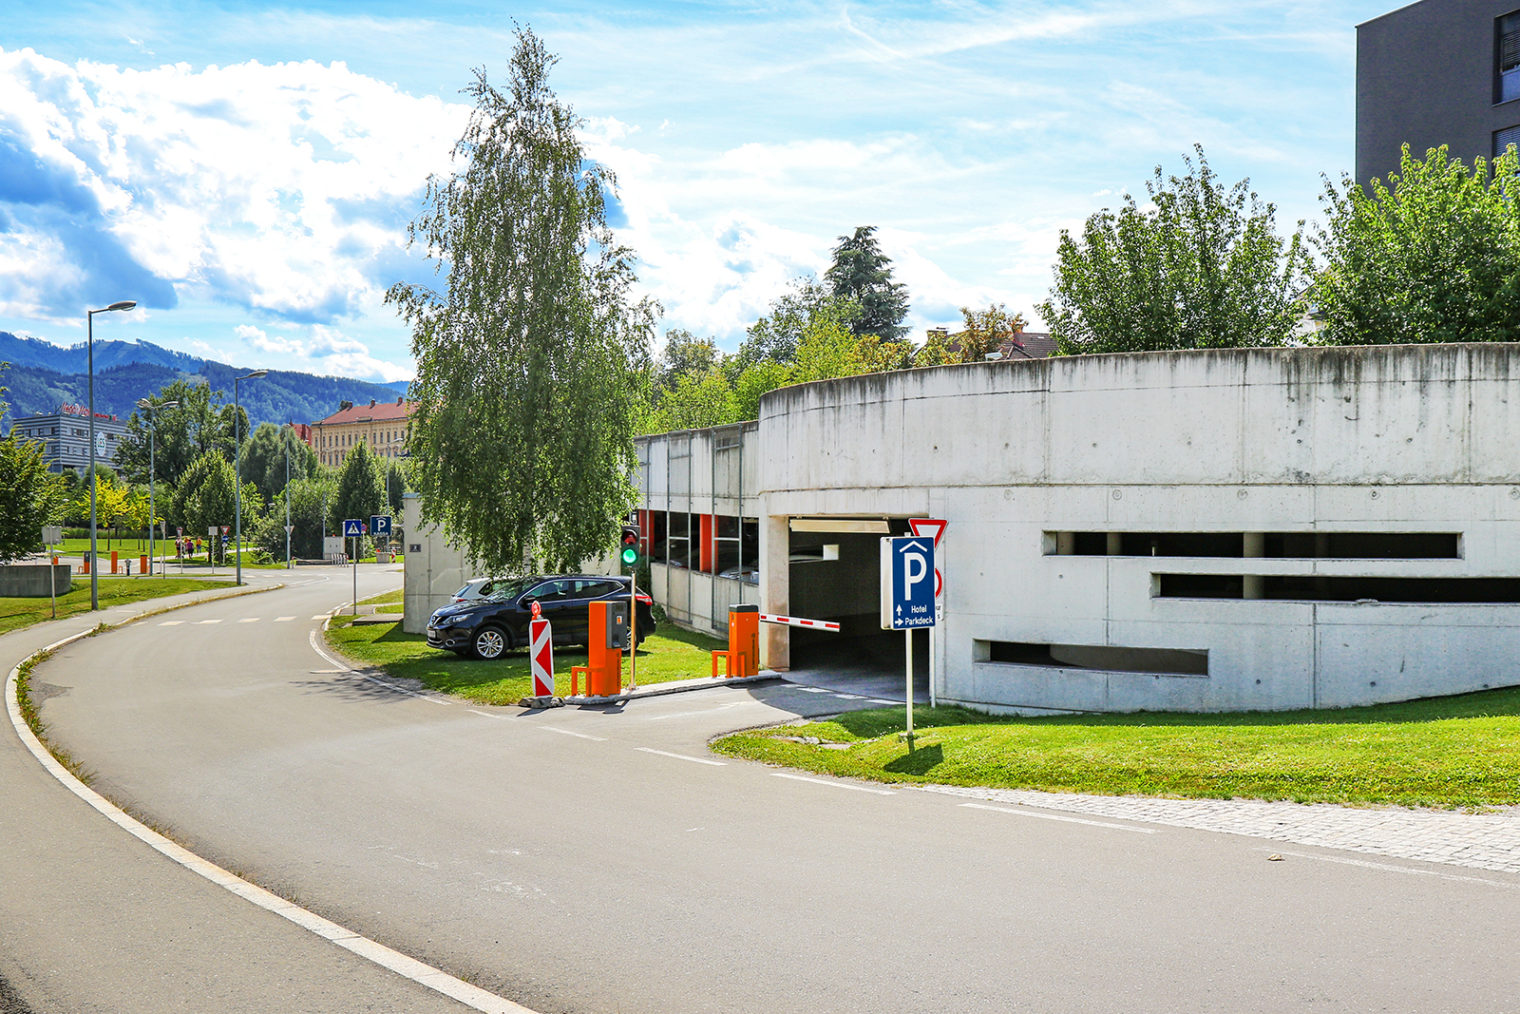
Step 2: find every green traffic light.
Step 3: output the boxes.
[621,545,638,565]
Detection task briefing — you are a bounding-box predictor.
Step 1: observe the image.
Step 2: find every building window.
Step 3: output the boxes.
[1496,124,1520,159]
[1499,11,1520,103]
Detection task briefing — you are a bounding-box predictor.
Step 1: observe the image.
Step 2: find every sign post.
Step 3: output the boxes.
[41,526,61,619]
[343,519,364,614]
[908,519,947,708]
[881,535,936,745]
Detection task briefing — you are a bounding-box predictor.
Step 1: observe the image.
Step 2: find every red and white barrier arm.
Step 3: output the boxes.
[758,613,841,632]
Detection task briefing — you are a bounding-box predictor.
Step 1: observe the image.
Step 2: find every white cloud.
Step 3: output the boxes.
[236,322,412,382]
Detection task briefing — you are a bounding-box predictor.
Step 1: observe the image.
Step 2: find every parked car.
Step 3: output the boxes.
[717,564,759,584]
[427,574,656,660]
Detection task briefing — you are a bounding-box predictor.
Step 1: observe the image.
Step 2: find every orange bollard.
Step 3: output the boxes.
[729,605,759,677]
[110,550,118,574]
[583,601,625,696]
[139,554,148,574]
[81,556,90,575]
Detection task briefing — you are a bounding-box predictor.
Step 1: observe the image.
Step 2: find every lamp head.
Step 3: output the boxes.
[105,300,136,312]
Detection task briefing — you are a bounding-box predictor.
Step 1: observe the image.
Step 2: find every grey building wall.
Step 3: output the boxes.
[1357,0,1520,184]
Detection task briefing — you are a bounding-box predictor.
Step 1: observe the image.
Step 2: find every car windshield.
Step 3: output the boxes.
[485,578,534,601]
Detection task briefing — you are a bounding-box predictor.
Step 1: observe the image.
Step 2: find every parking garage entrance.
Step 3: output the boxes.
[783,517,930,699]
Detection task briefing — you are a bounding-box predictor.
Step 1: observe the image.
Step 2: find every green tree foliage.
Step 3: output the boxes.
[1039,146,1310,355]
[384,460,408,517]
[0,433,66,563]
[824,226,911,342]
[654,330,720,397]
[648,367,737,432]
[172,451,260,559]
[332,441,385,540]
[239,423,316,505]
[1312,144,1520,344]
[117,380,243,485]
[736,277,850,368]
[388,28,656,575]
[731,361,791,421]
[254,472,338,559]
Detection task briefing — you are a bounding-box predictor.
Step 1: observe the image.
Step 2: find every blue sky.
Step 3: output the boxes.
[0,1,1395,382]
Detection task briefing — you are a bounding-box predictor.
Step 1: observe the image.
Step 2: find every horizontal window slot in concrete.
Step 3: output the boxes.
[975,640,1208,676]
[1049,531,1460,559]
[1155,574,1520,603]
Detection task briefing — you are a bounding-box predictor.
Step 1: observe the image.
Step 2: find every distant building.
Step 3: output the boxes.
[311,397,413,468]
[7,404,128,473]
[1357,0,1520,183]
[287,422,313,450]
[920,326,1057,363]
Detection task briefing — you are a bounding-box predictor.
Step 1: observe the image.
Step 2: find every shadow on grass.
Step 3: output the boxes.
[885,742,943,775]
[821,684,1520,738]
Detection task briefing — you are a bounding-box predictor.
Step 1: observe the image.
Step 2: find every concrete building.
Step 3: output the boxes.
[7,404,127,473]
[636,343,1520,714]
[311,398,413,468]
[1357,0,1520,183]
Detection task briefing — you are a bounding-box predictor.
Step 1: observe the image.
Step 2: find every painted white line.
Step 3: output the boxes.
[237,617,260,623]
[635,747,725,767]
[772,772,895,795]
[195,619,223,625]
[959,802,1159,834]
[868,698,897,705]
[833,693,866,700]
[1261,848,1520,888]
[308,630,352,672]
[159,620,184,626]
[6,649,536,1014]
[311,614,330,620]
[793,686,830,693]
[535,725,607,742]
[274,616,295,622]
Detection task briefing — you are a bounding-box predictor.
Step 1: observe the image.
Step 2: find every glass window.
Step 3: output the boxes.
[1500,11,1520,103]
[1497,124,1520,159]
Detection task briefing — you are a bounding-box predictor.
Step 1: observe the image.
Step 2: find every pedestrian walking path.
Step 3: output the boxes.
[922,783,1520,874]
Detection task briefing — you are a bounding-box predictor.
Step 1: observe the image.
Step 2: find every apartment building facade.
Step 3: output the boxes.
[311,397,413,468]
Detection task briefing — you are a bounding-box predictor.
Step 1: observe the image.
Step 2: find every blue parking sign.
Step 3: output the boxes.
[880,536,936,630]
[370,515,392,537]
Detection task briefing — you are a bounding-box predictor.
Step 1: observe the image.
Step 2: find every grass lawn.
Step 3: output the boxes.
[711,691,1520,810]
[0,577,231,635]
[57,537,165,556]
[324,613,726,706]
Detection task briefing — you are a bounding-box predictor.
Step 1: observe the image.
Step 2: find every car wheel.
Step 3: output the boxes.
[471,625,510,660]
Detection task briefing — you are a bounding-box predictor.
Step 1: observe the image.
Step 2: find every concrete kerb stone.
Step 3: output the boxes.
[563,670,780,705]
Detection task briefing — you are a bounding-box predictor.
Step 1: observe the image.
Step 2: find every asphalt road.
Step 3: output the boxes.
[15,569,1520,1012]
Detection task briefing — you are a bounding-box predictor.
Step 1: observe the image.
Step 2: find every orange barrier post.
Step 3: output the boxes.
[139,554,148,574]
[81,555,90,575]
[584,600,625,696]
[711,604,760,678]
[110,550,118,574]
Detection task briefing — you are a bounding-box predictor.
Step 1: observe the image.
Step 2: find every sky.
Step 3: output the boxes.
[0,0,1398,383]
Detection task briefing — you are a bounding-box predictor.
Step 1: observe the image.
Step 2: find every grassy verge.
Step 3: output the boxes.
[0,578,230,636]
[324,615,726,706]
[711,690,1520,810]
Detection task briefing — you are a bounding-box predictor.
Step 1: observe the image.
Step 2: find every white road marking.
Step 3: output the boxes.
[195,619,222,625]
[5,637,537,1014]
[237,617,260,623]
[960,802,1159,834]
[311,614,330,619]
[274,616,295,622]
[868,698,897,705]
[794,686,830,693]
[159,620,184,626]
[833,693,867,700]
[534,725,607,742]
[308,630,351,672]
[1260,848,1520,888]
[647,702,745,721]
[772,772,895,795]
[636,747,725,766]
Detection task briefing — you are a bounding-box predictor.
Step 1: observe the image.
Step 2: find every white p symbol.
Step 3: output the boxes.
[904,552,928,593]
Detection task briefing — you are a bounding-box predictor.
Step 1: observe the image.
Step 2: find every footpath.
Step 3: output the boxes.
[0,581,490,1014]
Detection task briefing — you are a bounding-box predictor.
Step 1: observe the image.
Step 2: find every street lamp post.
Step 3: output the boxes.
[233,370,268,587]
[135,398,180,577]
[284,423,293,569]
[87,300,137,610]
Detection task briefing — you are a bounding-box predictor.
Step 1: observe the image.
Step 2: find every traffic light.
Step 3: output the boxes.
[620,524,641,567]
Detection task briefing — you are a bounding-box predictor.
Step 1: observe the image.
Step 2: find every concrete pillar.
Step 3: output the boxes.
[760,514,790,671]
[1056,531,1076,555]
[1243,531,1264,600]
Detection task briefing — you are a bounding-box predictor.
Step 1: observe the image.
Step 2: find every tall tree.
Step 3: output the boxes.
[118,380,241,485]
[1313,144,1520,345]
[654,329,721,396]
[0,433,66,563]
[824,226,911,342]
[239,423,316,505]
[384,460,408,517]
[388,27,656,575]
[332,441,386,540]
[1039,145,1310,355]
[736,276,858,368]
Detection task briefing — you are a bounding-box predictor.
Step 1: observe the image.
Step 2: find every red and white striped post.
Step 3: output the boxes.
[757,613,841,633]
[529,608,554,698]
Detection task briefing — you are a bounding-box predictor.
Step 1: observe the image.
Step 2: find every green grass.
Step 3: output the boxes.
[324,616,726,705]
[56,537,164,556]
[711,690,1520,810]
[0,578,231,635]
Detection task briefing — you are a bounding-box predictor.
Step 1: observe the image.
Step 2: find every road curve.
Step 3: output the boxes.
[18,570,1520,1013]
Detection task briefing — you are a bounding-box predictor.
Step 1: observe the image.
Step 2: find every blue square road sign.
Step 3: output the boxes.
[370,515,392,537]
[342,519,364,538]
[880,536,936,630]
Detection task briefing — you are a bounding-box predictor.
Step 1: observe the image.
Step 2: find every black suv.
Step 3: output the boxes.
[426,574,656,660]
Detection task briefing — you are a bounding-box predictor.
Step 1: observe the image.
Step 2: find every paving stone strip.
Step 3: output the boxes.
[918,784,1520,874]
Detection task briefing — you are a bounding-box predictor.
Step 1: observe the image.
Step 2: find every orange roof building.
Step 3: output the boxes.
[310,397,413,468]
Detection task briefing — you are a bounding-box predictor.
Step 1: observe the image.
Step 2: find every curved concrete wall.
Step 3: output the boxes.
[757,344,1520,713]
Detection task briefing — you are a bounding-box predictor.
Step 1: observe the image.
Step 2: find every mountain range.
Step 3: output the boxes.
[0,332,410,429]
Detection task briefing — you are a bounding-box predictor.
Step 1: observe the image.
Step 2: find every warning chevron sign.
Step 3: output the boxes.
[530,618,554,697]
